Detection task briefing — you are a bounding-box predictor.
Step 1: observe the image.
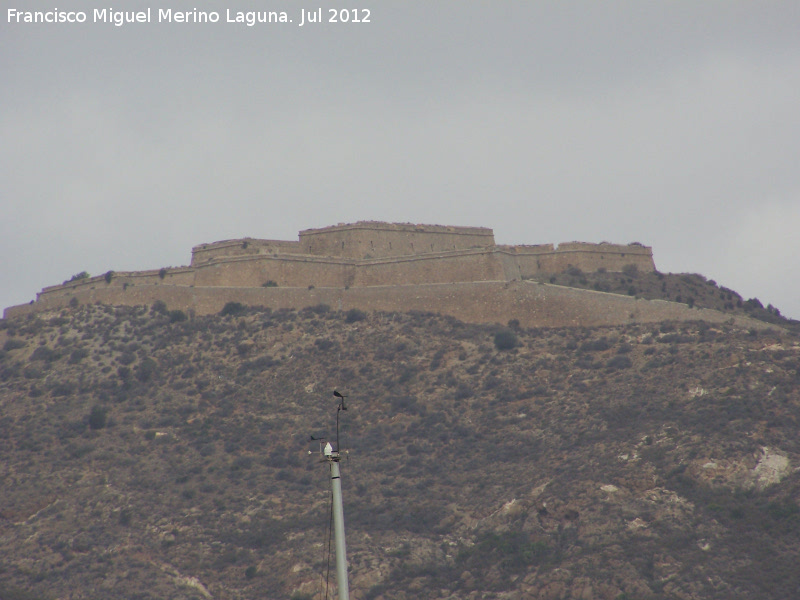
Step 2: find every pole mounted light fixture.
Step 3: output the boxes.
[310,391,351,600]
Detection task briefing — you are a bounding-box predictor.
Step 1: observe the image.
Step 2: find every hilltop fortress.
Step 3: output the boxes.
[1,222,764,328]
[189,222,655,288]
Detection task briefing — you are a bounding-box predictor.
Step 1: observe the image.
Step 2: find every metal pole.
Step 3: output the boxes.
[329,456,350,600]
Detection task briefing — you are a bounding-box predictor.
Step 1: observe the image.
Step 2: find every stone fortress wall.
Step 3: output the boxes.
[184,222,655,289]
[297,222,496,259]
[7,221,750,330]
[26,221,656,299]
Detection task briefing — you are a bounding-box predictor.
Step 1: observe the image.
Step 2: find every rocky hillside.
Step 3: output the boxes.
[1,301,799,600]
[533,267,797,331]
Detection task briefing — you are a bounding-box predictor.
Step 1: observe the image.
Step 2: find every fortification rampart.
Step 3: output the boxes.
[353,249,506,286]
[3,280,771,332]
[39,267,196,299]
[6,222,663,324]
[185,223,654,290]
[189,248,510,289]
[529,242,654,276]
[192,254,354,288]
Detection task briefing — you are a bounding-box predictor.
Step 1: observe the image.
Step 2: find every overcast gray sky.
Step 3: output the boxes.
[3,1,799,319]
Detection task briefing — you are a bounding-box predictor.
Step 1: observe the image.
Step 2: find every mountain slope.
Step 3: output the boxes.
[1,303,799,600]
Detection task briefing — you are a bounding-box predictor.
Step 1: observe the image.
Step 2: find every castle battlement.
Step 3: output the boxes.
[299,221,494,237]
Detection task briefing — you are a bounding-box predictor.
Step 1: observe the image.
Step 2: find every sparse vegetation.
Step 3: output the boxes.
[65,271,90,284]
[220,302,246,317]
[68,347,89,364]
[151,300,168,315]
[622,263,639,276]
[532,269,798,332]
[345,308,367,323]
[0,303,797,599]
[87,405,107,429]
[3,338,26,351]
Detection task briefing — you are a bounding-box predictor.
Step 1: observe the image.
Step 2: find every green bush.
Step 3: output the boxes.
[580,338,610,352]
[606,355,632,369]
[459,530,551,572]
[0,583,45,600]
[31,346,60,362]
[767,499,800,521]
[262,280,278,287]
[151,300,168,315]
[345,308,367,323]
[3,338,26,351]
[314,338,337,351]
[220,302,246,317]
[23,365,43,379]
[622,264,639,276]
[88,405,108,430]
[104,270,115,284]
[494,329,518,351]
[745,297,763,310]
[51,381,76,396]
[136,357,157,382]
[68,348,89,364]
[306,303,331,315]
[65,271,90,284]
[168,310,187,323]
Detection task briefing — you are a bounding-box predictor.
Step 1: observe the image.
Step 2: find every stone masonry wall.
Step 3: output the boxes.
[192,255,353,288]
[495,244,654,281]
[7,223,661,324]
[299,222,495,259]
[353,251,506,286]
[38,268,195,300]
[532,243,654,275]
[191,250,509,288]
[191,239,300,266]
[23,240,656,312]
[4,280,771,332]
